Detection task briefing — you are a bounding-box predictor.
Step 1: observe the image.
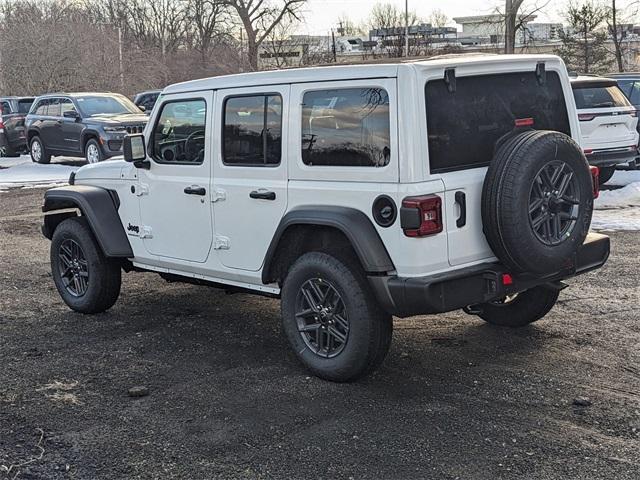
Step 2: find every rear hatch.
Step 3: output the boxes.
[572,78,638,149]
[424,62,574,267]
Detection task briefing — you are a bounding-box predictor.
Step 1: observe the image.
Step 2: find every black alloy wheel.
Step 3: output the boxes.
[528,160,580,246]
[57,238,89,297]
[295,278,349,358]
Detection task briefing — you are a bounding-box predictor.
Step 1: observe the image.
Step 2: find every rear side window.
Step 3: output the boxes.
[1,101,10,115]
[572,85,631,109]
[301,88,391,167]
[34,99,49,115]
[17,99,34,113]
[223,94,282,166]
[426,71,570,174]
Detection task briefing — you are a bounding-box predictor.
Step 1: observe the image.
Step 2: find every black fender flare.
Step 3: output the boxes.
[42,185,133,258]
[262,206,395,284]
[80,129,101,151]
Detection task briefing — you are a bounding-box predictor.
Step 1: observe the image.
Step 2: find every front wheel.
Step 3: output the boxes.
[467,285,560,328]
[85,138,103,164]
[51,217,121,313]
[281,252,392,382]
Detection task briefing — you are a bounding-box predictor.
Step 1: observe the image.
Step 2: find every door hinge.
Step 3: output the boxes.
[135,183,149,196]
[139,226,153,239]
[211,188,226,203]
[214,235,230,250]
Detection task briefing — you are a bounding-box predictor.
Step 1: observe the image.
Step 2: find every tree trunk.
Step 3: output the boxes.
[611,0,624,72]
[584,17,589,73]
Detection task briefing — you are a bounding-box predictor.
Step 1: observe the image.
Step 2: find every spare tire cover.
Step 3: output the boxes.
[481,130,593,275]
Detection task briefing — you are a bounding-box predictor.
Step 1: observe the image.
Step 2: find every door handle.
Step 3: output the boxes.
[249,190,276,200]
[455,191,466,228]
[184,185,206,196]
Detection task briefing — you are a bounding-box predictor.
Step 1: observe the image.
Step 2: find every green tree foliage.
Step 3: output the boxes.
[555,1,614,74]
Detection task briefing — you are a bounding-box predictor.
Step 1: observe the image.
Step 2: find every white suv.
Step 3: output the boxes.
[571,76,639,183]
[42,55,609,382]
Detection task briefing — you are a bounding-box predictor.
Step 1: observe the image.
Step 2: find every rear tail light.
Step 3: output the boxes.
[401,194,443,237]
[590,166,600,199]
[578,113,596,122]
[0,119,4,132]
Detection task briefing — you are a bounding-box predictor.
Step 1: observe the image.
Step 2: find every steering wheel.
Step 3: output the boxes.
[184,130,205,161]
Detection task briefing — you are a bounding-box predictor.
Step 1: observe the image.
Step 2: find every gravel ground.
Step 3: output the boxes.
[1,187,639,480]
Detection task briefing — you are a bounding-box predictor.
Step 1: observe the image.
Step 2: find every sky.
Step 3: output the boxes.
[298,0,566,35]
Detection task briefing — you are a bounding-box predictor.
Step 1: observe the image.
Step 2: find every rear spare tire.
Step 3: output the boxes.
[482,131,593,275]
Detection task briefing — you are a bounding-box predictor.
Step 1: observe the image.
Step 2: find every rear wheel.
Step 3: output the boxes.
[598,166,616,185]
[30,136,51,164]
[51,217,121,313]
[470,286,560,328]
[281,252,392,382]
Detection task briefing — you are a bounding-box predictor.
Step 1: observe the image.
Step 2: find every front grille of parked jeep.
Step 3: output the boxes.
[125,125,145,134]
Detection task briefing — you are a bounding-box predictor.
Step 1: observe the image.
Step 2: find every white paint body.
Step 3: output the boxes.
[73,55,581,294]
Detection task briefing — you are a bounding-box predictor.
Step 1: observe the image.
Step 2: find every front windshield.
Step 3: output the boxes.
[76,95,141,116]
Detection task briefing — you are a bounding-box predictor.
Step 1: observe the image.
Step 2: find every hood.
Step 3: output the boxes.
[74,158,127,182]
[84,113,148,125]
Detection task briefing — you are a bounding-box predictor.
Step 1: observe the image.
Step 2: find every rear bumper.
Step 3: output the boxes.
[370,233,610,318]
[586,146,638,166]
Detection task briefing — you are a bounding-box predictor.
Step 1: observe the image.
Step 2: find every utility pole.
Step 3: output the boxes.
[405,0,409,57]
[117,26,124,91]
[331,29,337,62]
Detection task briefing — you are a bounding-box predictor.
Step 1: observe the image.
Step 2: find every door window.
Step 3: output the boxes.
[151,99,206,164]
[47,98,61,117]
[60,98,76,116]
[301,87,391,167]
[223,94,282,166]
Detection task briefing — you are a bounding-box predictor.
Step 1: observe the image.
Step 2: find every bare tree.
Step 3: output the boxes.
[369,2,420,57]
[185,0,233,71]
[605,0,638,72]
[504,0,525,53]
[429,8,449,29]
[224,0,306,71]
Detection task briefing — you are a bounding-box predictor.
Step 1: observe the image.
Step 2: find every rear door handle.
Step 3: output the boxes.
[455,191,466,228]
[249,190,276,200]
[184,185,206,196]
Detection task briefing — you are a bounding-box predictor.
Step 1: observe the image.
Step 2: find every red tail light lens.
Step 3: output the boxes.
[401,194,443,237]
[578,114,596,122]
[514,117,534,128]
[590,166,600,199]
[0,120,5,131]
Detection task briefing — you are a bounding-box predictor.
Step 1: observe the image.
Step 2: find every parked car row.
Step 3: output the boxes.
[570,75,640,184]
[0,88,161,163]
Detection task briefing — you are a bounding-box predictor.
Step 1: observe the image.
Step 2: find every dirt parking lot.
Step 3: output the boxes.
[1,187,639,479]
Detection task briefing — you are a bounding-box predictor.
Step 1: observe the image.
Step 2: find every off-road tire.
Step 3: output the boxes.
[281,251,393,382]
[85,138,104,164]
[482,130,593,275]
[51,217,121,313]
[474,286,560,327]
[598,166,616,185]
[30,135,51,164]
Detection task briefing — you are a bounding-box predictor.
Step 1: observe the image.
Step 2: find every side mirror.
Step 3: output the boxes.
[63,110,80,119]
[138,105,146,112]
[123,134,149,168]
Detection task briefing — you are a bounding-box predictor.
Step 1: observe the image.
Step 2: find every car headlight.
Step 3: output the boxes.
[104,126,127,133]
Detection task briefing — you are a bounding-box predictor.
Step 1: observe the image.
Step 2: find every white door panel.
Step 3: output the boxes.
[438,168,494,267]
[213,85,290,271]
[137,91,214,264]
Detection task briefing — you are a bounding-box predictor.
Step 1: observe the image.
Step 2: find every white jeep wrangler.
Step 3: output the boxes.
[42,54,609,382]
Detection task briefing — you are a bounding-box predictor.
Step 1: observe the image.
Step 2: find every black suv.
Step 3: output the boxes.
[25,93,147,164]
[133,89,161,115]
[0,96,35,156]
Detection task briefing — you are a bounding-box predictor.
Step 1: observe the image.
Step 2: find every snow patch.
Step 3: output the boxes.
[0,155,79,190]
[608,169,640,187]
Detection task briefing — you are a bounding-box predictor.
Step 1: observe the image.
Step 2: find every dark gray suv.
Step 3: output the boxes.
[25,93,147,164]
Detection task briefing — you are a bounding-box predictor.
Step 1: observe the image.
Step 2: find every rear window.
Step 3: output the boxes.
[425,71,570,174]
[572,85,631,109]
[17,99,34,113]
